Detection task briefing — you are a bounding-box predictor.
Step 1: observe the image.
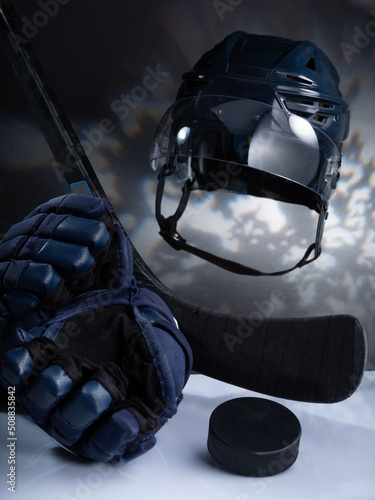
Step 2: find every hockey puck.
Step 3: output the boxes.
[207,397,301,477]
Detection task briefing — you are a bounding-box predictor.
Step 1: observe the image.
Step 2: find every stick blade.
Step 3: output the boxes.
[172,297,367,403]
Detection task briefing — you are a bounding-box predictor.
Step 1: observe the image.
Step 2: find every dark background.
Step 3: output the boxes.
[1,0,374,367]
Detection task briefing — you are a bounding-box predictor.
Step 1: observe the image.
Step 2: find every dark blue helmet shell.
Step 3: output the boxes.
[177,32,349,145]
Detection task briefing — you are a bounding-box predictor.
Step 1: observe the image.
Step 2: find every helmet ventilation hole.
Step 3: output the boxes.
[305,57,316,71]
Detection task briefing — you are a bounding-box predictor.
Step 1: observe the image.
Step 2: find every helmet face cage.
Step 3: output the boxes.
[151,95,342,212]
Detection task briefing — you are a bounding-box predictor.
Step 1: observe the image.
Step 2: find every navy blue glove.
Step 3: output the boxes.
[0,194,192,462]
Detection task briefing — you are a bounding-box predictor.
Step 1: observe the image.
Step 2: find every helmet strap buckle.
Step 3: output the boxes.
[159,216,186,251]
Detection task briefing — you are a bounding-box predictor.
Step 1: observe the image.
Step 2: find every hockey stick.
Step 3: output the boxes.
[0,0,367,403]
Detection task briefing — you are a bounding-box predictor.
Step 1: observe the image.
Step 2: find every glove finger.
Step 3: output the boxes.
[84,397,162,462]
[22,364,74,421]
[84,409,141,461]
[25,238,95,274]
[0,261,62,295]
[0,337,60,390]
[0,259,78,318]
[49,379,114,446]
[26,194,115,232]
[2,213,110,251]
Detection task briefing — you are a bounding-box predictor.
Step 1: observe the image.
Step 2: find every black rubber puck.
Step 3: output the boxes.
[207,397,301,477]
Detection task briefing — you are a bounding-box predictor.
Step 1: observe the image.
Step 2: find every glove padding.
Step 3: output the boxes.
[0,194,192,462]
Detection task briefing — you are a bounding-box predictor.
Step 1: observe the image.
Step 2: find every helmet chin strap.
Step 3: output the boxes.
[155,164,327,277]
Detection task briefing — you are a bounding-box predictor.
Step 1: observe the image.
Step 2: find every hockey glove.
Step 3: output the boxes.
[0,194,192,462]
